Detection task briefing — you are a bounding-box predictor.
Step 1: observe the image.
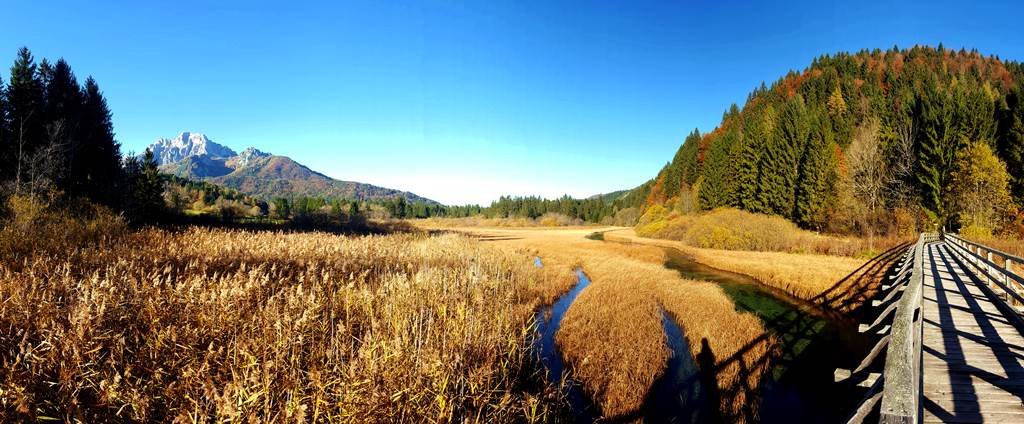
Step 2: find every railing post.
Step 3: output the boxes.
[1007,259,1016,306]
[987,251,997,289]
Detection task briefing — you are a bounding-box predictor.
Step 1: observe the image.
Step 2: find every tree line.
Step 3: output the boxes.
[0,47,164,221]
[630,45,1024,236]
[372,194,619,222]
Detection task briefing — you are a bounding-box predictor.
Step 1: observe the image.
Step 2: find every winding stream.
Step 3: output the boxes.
[532,264,600,420]
[655,247,872,423]
[531,244,873,423]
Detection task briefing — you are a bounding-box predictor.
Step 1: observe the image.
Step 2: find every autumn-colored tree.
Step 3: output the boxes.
[847,118,887,239]
[947,142,1015,235]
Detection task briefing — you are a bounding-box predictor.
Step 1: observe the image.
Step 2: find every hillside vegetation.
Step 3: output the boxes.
[624,45,1024,239]
[636,207,902,257]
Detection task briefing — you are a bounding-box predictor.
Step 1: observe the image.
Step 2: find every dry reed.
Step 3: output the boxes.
[449,227,772,422]
[605,229,894,311]
[0,224,572,422]
[637,207,904,258]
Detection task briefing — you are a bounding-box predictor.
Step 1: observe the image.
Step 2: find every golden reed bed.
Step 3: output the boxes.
[446,226,899,422]
[448,227,770,422]
[604,229,907,312]
[0,227,574,423]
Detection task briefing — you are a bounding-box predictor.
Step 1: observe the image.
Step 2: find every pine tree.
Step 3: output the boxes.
[78,77,122,205]
[125,149,165,222]
[0,74,8,181]
[763,96,807,218]
[665,129,701,199]
[795,117,837,228]
[915,81,961,225]
[735,107,770,213]
[997,88,1024,203]
[42,58,83,192]
[7,47,46,190]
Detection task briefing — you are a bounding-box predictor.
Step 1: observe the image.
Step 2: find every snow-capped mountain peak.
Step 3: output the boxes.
[148,132,237,165]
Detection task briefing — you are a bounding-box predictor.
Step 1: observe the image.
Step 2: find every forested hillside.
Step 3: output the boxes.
[624,45,1024,236]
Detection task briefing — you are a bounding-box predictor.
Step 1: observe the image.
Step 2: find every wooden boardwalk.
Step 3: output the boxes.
[920,241,1024,423]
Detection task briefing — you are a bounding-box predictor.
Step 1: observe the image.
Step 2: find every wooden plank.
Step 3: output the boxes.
[920,240,1024,423]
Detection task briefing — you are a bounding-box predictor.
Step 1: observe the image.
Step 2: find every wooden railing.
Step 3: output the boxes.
[840,233,936,424]
[943,233,1024,325]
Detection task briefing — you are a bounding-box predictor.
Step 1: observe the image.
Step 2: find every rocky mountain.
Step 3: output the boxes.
[146,132,436,204]
[150,132,237,164]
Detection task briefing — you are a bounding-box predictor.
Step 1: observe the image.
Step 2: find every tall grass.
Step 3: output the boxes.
[606,229,893,311]
[637,207,904,257]
[416,213,587,228]
[964,233,1024,259]
[0,209,572,421]
[460,228,772,422]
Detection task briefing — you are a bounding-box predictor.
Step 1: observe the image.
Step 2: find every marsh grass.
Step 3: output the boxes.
[0,220,574,422]
[416,214,588,228]
[606,229,900,311]
[455,228,772,422]
[637,207,904,257]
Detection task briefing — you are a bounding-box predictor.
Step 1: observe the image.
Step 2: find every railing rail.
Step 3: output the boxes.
[945,233,1024,264]
[943,233,1024,319]
[877,233,930,423]
[842,232,1022,423]
[841,233,933,424]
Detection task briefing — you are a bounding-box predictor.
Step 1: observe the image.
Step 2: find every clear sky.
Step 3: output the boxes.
[4,1,1024,205]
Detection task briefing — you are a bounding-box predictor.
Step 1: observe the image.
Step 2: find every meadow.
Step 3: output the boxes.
[417,213,587,228]
[0,208,576,422]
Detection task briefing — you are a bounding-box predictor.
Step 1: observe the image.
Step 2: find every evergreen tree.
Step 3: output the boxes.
[996,88,1024,203]
[6,47,45,189]
[763,96,807,218]
[272,197,291,219]
[0,74,8,181]
[735,108,769,213]
[42,58,83,192]
[125,149,165,222]
[78,77,122,205]
[795,118,837,228]
[915,81,961,225]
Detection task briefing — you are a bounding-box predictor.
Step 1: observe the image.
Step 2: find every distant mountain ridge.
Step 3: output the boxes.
[146,132,436,204]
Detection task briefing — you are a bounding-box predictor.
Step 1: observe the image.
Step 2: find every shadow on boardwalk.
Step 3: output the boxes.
[920,243,1024,422]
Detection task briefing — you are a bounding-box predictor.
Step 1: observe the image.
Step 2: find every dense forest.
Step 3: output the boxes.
[0,47,165,221]
[622,45,1024,236]
[380,194,622,223]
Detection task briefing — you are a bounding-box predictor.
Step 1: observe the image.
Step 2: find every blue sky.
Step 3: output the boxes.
[4,1,1024,205]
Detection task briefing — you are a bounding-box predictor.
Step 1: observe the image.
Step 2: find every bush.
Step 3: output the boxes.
[0,194,127,260]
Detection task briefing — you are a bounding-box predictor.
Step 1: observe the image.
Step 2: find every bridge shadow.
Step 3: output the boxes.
[812,242,913,313]
[605,243,914,423]
[920,243,1024,421]
[612,284,874,423]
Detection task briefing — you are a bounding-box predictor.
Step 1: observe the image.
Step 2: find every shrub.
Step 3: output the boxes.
[0,194,126,260]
